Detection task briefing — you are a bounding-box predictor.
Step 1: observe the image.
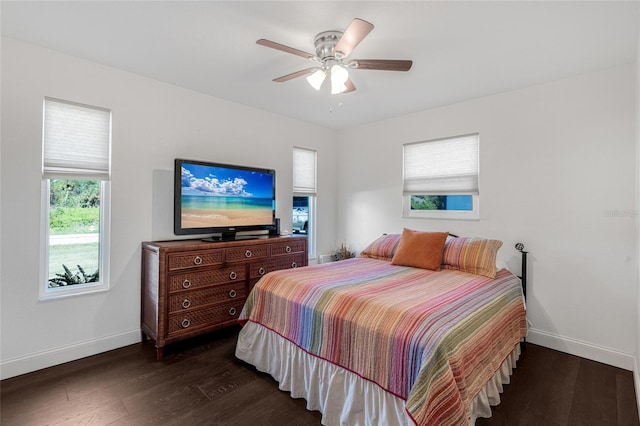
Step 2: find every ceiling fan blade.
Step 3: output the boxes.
[343,78,356,93]
[257,39,317,60]
[349,59,413,72]
[273,67,319,83]
[334,18,374,58]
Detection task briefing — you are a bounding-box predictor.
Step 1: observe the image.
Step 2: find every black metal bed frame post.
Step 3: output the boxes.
[515,243,528,352]
[515,243,527,299]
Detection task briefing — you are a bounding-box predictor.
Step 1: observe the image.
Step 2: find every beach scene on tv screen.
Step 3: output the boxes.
[181,163,273,229]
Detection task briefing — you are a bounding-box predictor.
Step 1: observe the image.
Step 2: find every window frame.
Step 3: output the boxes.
[293,147,317,259]
[293,195,316,259]
[307,196,316,259]
[402,194,480,220]
[402,133,480,221]
[39,179,111,300]
[40,98,111,300]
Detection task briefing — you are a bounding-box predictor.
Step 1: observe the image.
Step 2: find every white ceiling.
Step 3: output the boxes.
[2,1,638,129]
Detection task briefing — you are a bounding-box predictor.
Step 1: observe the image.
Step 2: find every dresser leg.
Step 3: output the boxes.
[155,346,164,361]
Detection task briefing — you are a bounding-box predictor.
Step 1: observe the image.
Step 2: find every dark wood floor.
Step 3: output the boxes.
[1,326,638,425]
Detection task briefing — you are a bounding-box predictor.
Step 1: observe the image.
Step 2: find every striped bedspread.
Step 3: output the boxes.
[239,257,527,425]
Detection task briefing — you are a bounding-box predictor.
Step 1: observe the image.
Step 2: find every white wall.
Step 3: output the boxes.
[337,64,637,370]
[0,38,338,379]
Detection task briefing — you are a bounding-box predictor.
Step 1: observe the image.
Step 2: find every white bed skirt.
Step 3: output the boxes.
[235,322,521,426]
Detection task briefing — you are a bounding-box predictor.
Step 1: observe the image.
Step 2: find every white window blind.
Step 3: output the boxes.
[293,147,317,196]
[403,134,479,195]
[43,98,111,180]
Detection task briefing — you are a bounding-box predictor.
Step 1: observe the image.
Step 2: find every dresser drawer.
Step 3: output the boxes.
[168,249,224,271]
[168,282,246,313]
[249,253,305,279]
[168,266,246,293]
[168,300,244,335]
[271,240,306,256]
[225,245,269,263]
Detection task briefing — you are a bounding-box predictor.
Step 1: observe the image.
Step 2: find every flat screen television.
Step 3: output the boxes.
[174,158,276,241]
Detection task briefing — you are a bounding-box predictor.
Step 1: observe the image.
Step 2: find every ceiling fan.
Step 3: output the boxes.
[257,18,413,95]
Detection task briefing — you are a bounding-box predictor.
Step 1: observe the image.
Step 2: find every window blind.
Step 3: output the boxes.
[293,147,317,196]
[43,97,111,180]
[403,133,479,195]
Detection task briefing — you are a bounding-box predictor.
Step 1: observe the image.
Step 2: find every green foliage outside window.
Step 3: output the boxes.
[50,180,100,234]
[48,264,99,287]
[410,195,446,210]
[49,207,99,234]
[50,179,100,208]
[48,179,101,287]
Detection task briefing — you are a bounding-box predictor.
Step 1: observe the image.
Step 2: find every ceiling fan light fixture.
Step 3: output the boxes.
[306,68,326,91]
[257,18,412,95]
[331,83,347,95]
[330,64,349,94]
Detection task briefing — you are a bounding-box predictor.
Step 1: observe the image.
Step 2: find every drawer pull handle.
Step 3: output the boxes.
[285,245,292,253]
[229,271,237,280]
[181,318,191,328]
[229,289,237,298]
[182,279,192,289]
[258,267,266,275]
[182,299,191,309]
[229,307,237,316]
[245,250,252,258]
[291,262,298,268]
[193,256,203,265]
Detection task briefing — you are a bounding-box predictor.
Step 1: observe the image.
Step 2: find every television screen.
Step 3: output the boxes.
[174,159,275,238]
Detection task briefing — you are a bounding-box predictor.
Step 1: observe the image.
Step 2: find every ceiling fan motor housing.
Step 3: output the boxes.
[314,30,345,62]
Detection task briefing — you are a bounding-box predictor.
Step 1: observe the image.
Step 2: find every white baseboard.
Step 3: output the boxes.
[0,329,141,380]
[527,327,634,370]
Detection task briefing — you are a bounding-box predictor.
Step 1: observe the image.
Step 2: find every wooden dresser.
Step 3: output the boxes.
[141,235,307,360]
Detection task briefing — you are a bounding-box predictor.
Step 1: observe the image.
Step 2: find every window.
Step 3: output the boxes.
[402,133,479,220]
[292,196,309,234]
[40,98,111,299]
[293,147,316,258]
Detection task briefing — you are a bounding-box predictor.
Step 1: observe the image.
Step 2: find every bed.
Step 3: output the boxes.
[235,230,528,425]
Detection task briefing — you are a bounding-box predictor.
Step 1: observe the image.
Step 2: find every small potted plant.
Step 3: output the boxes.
[331,243,356,261]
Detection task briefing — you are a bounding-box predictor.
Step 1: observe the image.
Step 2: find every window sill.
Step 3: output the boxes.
[402,212,480,221]
[39,283,109,301]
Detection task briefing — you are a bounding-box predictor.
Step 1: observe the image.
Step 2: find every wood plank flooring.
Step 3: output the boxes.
[1,326,638,425]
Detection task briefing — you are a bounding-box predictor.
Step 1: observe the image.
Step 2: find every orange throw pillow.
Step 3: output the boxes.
[391,228,449,270]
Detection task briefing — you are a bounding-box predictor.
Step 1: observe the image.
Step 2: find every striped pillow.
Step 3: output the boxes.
[443,237,503,278]
[358,234,401,261]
